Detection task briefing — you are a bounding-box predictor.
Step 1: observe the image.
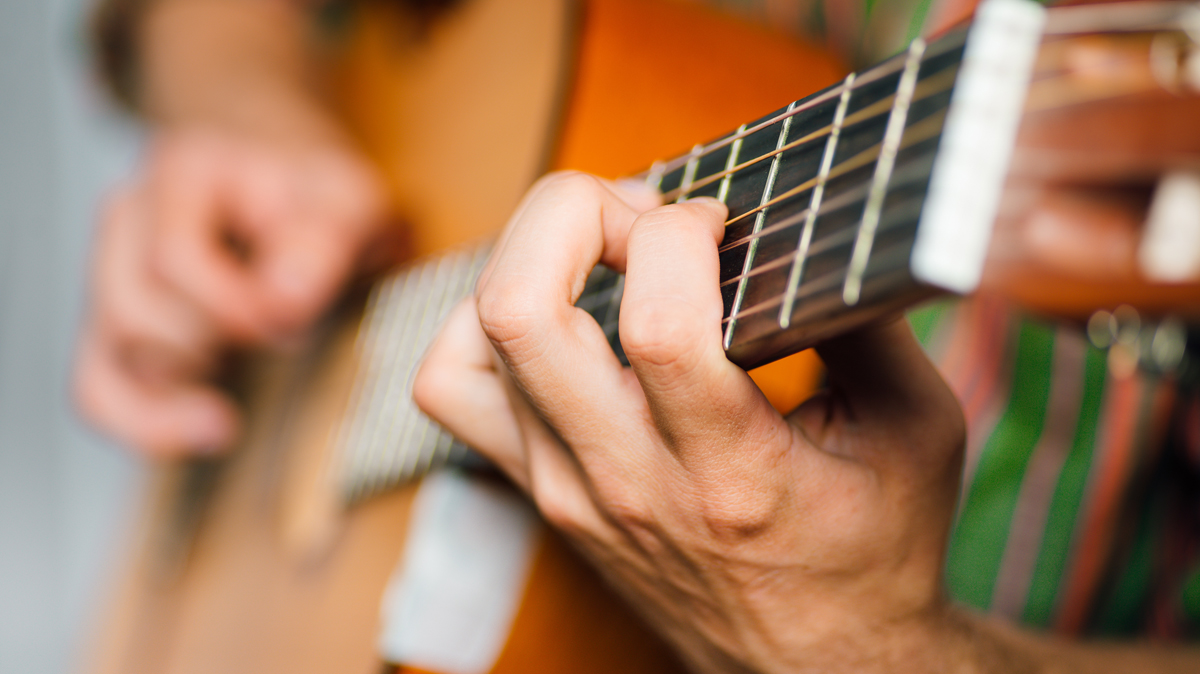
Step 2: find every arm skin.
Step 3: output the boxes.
[136,0,344,147]
[413,172,1200,674]
[75,0,390,455]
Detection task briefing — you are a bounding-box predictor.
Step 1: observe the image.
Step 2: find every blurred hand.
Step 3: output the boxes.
[75,128,389,456]
[985,43,1200,318]
[414,173,969,674]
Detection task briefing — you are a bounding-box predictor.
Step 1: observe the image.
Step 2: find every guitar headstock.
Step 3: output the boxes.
[988,1,1200,323]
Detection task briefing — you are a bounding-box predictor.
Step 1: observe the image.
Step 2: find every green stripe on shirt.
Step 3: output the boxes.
[1022,346,1108,626]
[946,320,1055,610]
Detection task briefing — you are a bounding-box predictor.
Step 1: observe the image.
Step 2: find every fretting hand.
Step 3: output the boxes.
[414,173,972,673]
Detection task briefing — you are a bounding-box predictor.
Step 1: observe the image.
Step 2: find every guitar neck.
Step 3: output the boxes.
[623,0,1046,369]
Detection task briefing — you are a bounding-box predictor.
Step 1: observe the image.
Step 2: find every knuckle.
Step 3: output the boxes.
[598,488,655,534]
[586,463,658,533]
[687,470,782,542]
[529,471,582,535]
[632,201,721,237]
[696,491,777,542]
[410,358,448,419]
[619,299,703,371]
[147,235,184,284]
[476,281,542,353]
[100,290,154,344]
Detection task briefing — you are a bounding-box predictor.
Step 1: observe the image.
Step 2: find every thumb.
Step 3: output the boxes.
[806,319,964,478]
[258,214,372,334]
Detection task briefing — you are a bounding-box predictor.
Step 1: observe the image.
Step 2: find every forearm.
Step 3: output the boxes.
[942,607,1200,674]
[135,0,343,145]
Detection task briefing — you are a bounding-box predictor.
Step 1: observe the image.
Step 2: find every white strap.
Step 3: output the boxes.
[379,470,541,674]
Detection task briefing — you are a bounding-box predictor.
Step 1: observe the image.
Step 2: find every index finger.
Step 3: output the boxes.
[475,173,651,451]
[147,138,280,342]
[619,198,784,461]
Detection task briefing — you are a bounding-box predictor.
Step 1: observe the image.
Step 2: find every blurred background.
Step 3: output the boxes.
[0,0,142,670]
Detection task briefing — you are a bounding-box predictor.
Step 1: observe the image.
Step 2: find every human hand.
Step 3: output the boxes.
[75,128,389,456]
[414,173,970,673]
[984,39,1200,318]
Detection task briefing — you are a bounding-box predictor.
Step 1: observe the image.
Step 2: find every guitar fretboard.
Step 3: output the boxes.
[638,0,1044,367]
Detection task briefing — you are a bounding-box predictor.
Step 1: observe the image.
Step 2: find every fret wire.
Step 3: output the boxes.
[718,183,866,265]
[719,106,946,255]
[639,31,967,181]
[676,145,704,203]
[718,165,876,255]
[724,101,796,350]
[722,263,842,326]
[721,241,913,329]
[718,184,924,291]
[718,125,747,204]
[844,39,926,306]
[671,67,957,208]
[780,72,856,329]
[646,160,666,191]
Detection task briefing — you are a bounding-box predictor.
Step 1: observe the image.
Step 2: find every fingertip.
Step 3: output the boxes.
[683,197,729,240]
[263,258,325,324]
[182,393,241,454]
[612,178,665,213]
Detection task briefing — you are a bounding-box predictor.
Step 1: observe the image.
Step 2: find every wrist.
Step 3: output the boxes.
[138,0,346,150]
[924,607,1046,674]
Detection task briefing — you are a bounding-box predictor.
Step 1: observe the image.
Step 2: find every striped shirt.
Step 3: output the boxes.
[702,0,1200,639]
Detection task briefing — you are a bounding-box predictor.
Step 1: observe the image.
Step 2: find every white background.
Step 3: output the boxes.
[0,0,143,670]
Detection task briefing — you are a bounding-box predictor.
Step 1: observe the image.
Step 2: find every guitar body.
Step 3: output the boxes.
[86,1,840,672]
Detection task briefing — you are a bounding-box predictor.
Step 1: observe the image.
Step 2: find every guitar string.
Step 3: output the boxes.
[706,113,943,321]
[720,244,913,328]
[339,20,1189,488]
[643,28,972,180]
[717,108,946,249]
[708,36,1171,325]
[780,71,856,328]
[717,180,869,257]
[502,51,1095,349]
[659,66,958,204]
[566,109,946,337]
[723,101,797,349]
[718,194,927,293]
[714,107,944,255]
[650,27,1151,204]
[715,161,931,288]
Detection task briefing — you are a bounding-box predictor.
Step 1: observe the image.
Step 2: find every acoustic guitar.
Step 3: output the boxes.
[87,1,1198,673]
